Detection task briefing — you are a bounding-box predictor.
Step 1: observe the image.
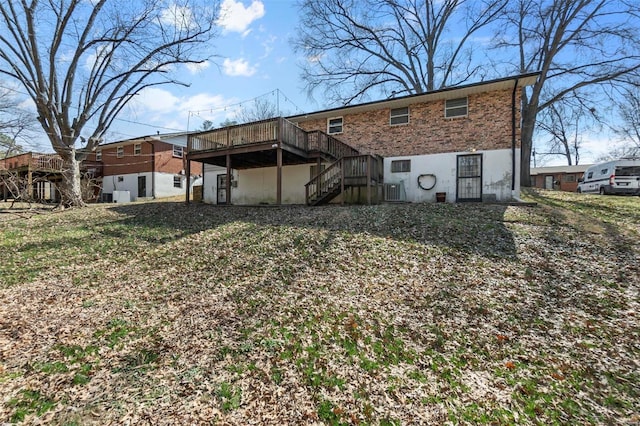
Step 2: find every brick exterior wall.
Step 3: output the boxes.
[97,140,202,176]
[532,172,581,192]
[295,89,521,157]
[0,152,34,170]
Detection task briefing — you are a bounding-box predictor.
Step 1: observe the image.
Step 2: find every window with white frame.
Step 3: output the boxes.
[445,97,468,118]
[173,145,183,158]
[391,159,411,173]
[134,143,141,155]
[116,146,124,158]
[96,149,102,161]
[390,107,409,125]
[173,175,182,188]
[327,117,343,134]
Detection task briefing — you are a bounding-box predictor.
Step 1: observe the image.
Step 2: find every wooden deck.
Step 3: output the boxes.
[187,117,359,168]
[185,117,383,205]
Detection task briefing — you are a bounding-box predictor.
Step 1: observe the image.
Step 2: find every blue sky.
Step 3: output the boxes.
[110,0,316,141]
[5,0,620,165]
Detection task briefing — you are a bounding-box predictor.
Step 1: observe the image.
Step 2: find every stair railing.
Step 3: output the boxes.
[305,158,343,205]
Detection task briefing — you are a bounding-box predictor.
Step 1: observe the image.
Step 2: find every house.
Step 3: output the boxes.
[0,152,102,202]
[186,72,539,205]
[94,132,203,202]
[530,164,591,192]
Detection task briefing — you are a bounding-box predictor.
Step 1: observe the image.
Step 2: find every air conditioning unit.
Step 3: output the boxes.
[384,182,406,202]
[112,190,131,203]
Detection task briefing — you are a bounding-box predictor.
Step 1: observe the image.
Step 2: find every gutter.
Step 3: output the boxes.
[144,139,156,198]
[511,78,519,191]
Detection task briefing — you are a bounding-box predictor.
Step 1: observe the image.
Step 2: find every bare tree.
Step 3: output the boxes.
[200,120,215,131]
[293,0,508,105]
[0,0,219,206]
[235,98,278,123]
[496,0,640,186]
[612,84,640,150]
[0,86,36,157]
[536,93,599,165]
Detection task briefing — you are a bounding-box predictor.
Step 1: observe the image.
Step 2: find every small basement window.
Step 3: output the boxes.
[117,176,124,182]
[116,146,124,158]
[391,159,411,173]
[134,143,141,155]
[173,145,183,158]
[445,97,468,118]
[390,107,409,125]
[327,117,343,134]
[173,175,182,188]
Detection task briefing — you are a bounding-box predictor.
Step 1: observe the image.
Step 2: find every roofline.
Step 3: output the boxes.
[99,131,191,147]
[286,72,540,122]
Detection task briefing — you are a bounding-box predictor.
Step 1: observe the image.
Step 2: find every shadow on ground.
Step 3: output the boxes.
[109,201,519,259]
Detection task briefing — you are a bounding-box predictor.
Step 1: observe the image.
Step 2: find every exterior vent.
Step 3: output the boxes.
[384,182,406,202]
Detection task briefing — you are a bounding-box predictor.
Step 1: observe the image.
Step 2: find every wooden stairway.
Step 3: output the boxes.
[305,154,384,206]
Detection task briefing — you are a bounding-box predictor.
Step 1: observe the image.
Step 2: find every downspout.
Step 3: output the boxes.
[511,78,519,191]
[145,139,156,198]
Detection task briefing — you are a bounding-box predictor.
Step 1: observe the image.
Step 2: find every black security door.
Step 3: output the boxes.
[456,154,482,202]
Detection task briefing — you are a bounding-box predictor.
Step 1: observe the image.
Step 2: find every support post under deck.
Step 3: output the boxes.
[276,147,282,205]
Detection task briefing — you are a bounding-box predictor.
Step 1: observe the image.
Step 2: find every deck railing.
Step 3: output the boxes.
[305,154,383,205]
[305,157,344,204]
[188,117,358,161]
[33,154,65,171]
[189,118,280,151]
[307,131,359,160]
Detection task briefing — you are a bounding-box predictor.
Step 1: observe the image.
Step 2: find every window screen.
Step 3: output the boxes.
[390,107,409,125]
[445,97,468,118]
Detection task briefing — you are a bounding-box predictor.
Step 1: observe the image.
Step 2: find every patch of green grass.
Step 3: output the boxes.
[33,361,69,374]
[8,389,56,422]
[217,382,242,412]
[72,363,93,385]
[94,318,136,348]
[56,344,98,363]
[317,399,348,426]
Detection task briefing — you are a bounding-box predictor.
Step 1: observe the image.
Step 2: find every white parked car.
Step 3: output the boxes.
[576,158,640,195]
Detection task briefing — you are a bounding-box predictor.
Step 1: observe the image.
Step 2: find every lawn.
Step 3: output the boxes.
[0,190,638,425]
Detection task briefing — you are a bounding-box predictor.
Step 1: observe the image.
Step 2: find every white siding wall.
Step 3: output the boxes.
[202,164,232,203]
[384,148,520,202]
[102,171,203,201]
[102,173,151,201]
[203,163,313,205]
[201,149,519,205]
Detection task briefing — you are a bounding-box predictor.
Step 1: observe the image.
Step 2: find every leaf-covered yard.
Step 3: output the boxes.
[0,190,638,425]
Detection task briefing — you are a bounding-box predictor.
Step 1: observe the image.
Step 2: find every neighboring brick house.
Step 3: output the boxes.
[1,152,102,202]
[530,164,591,192]
[187,73,539,205]
[95,132,203,202]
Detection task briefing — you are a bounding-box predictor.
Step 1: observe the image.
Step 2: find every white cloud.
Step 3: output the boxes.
[307,54,323,64]
[222,58,257,77]
[160,3,196,30]
[186,61,211,74]
[260,34,277,59]
[135,87,181,114]
[124,87,240,131]
[217,0,265,35]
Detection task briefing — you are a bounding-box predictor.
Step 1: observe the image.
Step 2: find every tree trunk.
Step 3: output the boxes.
[60,152,85,207]
[520,104,537,188]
